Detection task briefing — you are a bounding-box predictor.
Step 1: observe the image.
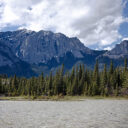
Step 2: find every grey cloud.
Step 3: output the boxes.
[71,0,125,47]
[0,0,127,50]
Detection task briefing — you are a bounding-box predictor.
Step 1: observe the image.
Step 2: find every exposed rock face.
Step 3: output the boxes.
[1,29,128,76]
[0,43,18,66]
[97,40,128,67]
[0,29,92,64]
[103,40,128,59]
[0,32,36,77]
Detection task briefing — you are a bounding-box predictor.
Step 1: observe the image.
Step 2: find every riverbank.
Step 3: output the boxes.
[1,99,128,128]
[0,95,128,101]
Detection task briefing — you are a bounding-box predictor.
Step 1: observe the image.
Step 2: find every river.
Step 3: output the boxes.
[0,100,128,128]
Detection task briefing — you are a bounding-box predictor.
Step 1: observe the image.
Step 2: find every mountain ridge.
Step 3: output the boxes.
[0,29,127,77]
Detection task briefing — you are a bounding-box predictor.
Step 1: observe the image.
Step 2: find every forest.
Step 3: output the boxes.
[0,59,128,97]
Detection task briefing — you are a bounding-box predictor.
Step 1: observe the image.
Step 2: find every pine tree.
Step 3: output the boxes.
[83,81,88,95]
[78,64,82,81]
[109,61,114,74]
[59,64,65,95]
[92,60,100,95]
[53,65,65,95]
[73,66,79,95]
[78,65,85,95]
[21,78,27,96]
[1,57,128,97]
[31,77,37,96]
[70,67,75,83]
[11,75,18,95]
[27,80,31,96]
[67,67,75,95]
[17,79,22,95]
[124,58,127,72]
[101,64,107,95]
[0,77,2,94]
[122,71,128,88]
[39,73,45,94]
[108,61,114,94]
[47,71,53,95]
[71,74,79,95]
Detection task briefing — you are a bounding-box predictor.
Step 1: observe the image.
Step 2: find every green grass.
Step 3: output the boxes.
[0,95,128,101]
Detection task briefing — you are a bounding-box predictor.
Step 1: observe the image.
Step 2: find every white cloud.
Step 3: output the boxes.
[0,0,127,49]
[122,37,128,41]
[104,46,113,51]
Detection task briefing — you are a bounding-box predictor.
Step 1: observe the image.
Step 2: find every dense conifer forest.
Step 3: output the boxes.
[0,60,128,97]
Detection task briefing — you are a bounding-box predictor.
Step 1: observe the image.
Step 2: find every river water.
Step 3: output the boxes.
[0,100,128,128]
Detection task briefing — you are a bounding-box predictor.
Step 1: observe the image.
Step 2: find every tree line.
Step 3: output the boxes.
[0,59,128,97]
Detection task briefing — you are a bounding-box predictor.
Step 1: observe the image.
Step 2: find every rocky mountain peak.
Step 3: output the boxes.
[0,29,93,64]
[1,29,127,77]
[108,40,128,55]
[99,40,128,59]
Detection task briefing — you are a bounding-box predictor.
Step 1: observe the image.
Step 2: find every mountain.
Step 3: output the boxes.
[0,29,106,76]
[0,29,94,63]
[0,29,127,77]
[0,42,36,77]
[98,40,128,66]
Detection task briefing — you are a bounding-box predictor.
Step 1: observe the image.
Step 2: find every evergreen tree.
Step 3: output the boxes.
[0,77,2,94]
[108,61,114,93]
[59,64,65,95]
[101,64,107,95]
[39,73,45,94]
[109,61,114,74]
[92,60,100,95]
[47,71,53,95]
[124,58,127,72]
[1,60,128,97]
[71,74,79,95]
[11,75,18,95]
[122,71,128,88]
[78,64,82,80]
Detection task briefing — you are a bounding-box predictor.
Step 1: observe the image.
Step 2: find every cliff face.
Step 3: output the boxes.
[97,40,128,66]
[1,29,127,77]
[103,40,128,59]
[0,29,92,64]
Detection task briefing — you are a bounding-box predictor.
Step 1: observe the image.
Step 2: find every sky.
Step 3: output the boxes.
[0,0,128,50]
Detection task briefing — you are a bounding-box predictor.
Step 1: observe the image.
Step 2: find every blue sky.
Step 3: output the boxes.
[0,0,128,50]
[119,1,128,37]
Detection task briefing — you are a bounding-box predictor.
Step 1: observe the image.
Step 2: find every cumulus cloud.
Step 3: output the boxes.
[0,0,127,49]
